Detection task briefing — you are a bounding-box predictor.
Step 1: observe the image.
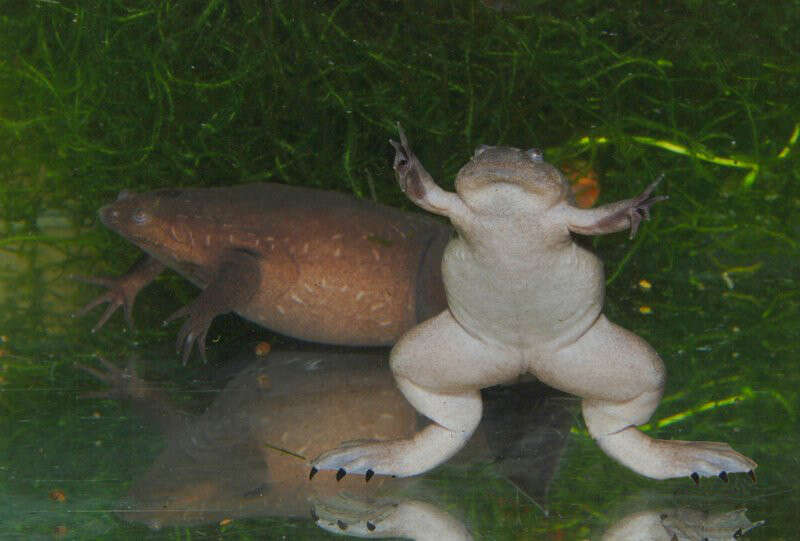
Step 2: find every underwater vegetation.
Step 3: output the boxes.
[0,1,798,539]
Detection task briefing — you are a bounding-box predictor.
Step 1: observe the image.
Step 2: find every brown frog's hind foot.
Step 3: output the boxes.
[72,255,166,332]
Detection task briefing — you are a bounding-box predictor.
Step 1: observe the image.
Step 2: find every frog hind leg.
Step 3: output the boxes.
[311,310,518,479]
[537,315,757,481]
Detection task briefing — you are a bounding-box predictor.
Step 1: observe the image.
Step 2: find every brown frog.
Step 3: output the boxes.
[75,183,450,362]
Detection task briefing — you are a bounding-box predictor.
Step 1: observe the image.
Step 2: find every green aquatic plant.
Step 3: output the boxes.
[0,1,798,539]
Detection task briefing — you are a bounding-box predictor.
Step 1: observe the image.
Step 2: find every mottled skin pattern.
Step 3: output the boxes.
[312,126,756,488]
[75,183,450,362]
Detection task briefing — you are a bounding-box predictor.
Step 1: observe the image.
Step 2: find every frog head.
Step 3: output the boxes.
[99,188,196,262]
[454,146,570,215]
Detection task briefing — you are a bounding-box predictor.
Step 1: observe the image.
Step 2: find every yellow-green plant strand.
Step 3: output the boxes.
[778,122,800,158]
[576,134,762,186]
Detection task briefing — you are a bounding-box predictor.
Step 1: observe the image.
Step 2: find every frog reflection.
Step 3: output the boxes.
[78,348,572,532]
[601,506,763,541]
[315,501,762,541]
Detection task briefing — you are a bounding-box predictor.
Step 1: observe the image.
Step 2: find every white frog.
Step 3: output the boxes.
[311,125,756,485]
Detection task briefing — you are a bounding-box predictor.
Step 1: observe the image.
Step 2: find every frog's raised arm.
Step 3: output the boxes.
[559,175,667,239]
[390,124,469,220]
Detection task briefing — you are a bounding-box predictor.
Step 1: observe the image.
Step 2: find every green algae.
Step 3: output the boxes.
[1,1,799,539]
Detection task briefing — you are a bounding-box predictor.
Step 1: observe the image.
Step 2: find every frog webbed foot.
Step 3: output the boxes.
[626,174,668,238]
[311,382,482,481]
[592,425,758,482]
[311,439,407,481]
[312,496,472,539]
[312,496,395,538]
[649,438,758,483]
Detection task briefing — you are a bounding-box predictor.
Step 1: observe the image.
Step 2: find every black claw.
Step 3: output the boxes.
[336,468,346,481]
[309,467,318,480]
[365,469,374,482]
[691,472,700,484]
[367,521,376,531]
[243,484,265,498]
[310,508,318,521]
[748,469,757,483]
[719,470,728,482]
[734,527,743,538]
[337,520,347,530]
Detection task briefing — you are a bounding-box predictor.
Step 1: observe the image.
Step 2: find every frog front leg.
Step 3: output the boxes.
[559,175,667,238]
[390,124,469,221]
[73,255,166,332]
[164,249,261,363]
[535,315,757,482]
[311,310,517,480]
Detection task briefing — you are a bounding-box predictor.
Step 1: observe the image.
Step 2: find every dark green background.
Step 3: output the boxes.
[1,1,798,539]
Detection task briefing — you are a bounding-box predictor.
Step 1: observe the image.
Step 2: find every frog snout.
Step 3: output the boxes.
[98,203,121,227]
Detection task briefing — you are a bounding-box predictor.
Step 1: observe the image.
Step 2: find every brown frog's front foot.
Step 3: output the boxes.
[626,174,668,238]
[75,356,148,401]
[72,275,136,332]
[72,256,165,333]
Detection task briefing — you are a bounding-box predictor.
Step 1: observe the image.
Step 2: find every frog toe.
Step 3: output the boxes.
[311,439,398,479]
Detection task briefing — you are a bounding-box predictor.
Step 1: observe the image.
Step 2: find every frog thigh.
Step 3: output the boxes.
[390,310,521,392]
[532,314,666,404]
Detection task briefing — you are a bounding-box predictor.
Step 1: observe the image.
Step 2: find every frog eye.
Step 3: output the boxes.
[474,144,491,157]
[526,148,543,162]
[132,209,150,225]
